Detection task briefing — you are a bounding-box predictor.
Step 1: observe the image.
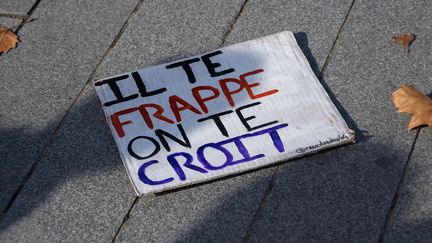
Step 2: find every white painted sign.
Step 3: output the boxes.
[94,31,354,195]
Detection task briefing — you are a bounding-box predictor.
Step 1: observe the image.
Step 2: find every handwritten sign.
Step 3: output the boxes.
[94,31,354,195]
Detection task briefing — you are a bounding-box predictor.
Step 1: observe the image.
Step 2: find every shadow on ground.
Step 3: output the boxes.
[161,35,426,242]
[0,32,396,242]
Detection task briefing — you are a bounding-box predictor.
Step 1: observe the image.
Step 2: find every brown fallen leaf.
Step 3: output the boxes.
[392,85,432,130]
[0,25,19,54]
[392,32,415,51]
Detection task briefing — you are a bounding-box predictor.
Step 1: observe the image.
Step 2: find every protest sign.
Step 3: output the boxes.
[94,31,354,195]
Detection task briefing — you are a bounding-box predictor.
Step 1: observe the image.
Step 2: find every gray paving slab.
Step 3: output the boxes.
[383,128,432,243]
[0,0,35,14]
[224,0,353,75]
[111,0,354,242]
[0,17,21,30]
[246,0,432,242]
[96,0,244,78]
[0,0,249,242]
[0,0,138,211]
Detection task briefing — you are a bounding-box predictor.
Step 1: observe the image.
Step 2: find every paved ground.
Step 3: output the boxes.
[0,0,431,242]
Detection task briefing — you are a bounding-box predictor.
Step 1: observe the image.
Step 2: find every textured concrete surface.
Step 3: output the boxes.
[96,0,245,78]
[224,0,353,75]
[0,17,21,30]
[245,0,432,242]
[378,1,432,240]
[1,0,431,242]
[0,0,35,13]
[0,85,136,242]
[384,129,432,243]
[118,172,275,243]
[0,0,138,211]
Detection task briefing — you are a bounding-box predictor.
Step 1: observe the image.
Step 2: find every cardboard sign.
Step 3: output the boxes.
[94,31,354,195]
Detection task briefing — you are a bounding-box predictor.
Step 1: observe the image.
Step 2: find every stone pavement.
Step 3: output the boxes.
[0,0,431,242]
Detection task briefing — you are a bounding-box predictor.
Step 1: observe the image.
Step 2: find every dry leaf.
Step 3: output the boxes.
[0,25,19,54]
[392,33,415,51]
[392,85,432,130]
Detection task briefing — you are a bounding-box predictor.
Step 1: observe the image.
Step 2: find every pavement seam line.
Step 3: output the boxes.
[15,0,42,32]
[2,0,144,214]
[221,0,249,46]
[377,128,421,243]
[112,196,139,243]
[320,0,357,78]
[242,166,280,243]
[240,0,357,240]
